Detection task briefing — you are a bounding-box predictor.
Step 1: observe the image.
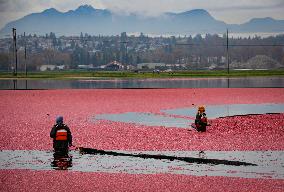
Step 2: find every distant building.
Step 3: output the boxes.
[101,61,124,71]
[56,65,65,70]
[38,65,66,71]
[78,64,94,69]
[220,56,226,64]
[137,63,166,70]
[39,65,56,71]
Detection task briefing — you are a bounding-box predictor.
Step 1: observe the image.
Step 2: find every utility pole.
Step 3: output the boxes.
[24,32,27,77]
[226,29,229,74]
[12,28,17,76]
[24,32,28,89]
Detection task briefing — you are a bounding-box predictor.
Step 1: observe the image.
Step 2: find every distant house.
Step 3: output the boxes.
[38,65,66,71]
[78,64,94,69]
[39,65,56,71]
[101,61,124,71]
[56,65,65,70]
[137,63,166,70]
[165,64,186,68]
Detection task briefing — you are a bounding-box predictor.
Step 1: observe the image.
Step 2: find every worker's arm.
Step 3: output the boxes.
[65,126,73,146]
[50,125,57,138]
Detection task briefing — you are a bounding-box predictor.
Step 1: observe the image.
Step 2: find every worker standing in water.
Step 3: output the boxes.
[50,116,73,154]
[194,106,208,132]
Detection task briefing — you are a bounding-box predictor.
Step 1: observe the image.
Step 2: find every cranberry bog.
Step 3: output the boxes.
[0,88,284,191]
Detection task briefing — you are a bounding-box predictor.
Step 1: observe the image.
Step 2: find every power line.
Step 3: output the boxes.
[175,43,284,47]
[228,44,284,47]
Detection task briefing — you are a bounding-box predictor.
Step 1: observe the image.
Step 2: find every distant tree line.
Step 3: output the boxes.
[0,33,283,71]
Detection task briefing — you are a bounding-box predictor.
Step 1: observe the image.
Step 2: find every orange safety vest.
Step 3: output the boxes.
[55,129,68,141]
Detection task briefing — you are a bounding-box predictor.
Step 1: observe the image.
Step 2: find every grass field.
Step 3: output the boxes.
[0,69,284,79]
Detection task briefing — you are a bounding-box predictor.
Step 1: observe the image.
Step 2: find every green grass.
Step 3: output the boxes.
[0,69,284,79]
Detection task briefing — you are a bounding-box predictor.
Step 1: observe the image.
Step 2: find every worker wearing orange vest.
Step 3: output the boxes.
[50,116,72,154]
[195,106,208,132]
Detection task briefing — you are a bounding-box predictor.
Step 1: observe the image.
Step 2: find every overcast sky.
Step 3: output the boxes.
[1,0,284,29]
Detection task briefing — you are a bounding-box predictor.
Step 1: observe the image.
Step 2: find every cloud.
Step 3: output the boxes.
[206,0,284,23]
[0,0,284,29]
[99,0,284,15]
[0,0,103,29]
[2,0,284,14]
[209,0,284,11]
[0,0,102,12]
[0,0,44,12]
[0,0,42,30]
[100,0,284,23]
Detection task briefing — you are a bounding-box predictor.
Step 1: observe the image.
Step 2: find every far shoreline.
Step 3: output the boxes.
[0,69,283,80]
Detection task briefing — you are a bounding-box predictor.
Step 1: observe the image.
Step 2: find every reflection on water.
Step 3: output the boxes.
[0,150,283,179]
[1,77,284,89]
[51,151,72,170]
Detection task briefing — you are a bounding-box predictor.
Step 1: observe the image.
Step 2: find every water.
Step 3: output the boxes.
[0,150,283,179]
[0,77,283,89]
[93,104,284,128]
[95,112,193,128]
[162,103,284,119]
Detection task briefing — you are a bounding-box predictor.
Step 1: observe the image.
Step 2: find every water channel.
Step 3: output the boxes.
[0,150,283,179]
[94,104,284,128]
[0,77,283,89]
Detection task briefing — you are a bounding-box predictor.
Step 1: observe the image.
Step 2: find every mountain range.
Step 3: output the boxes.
[1,4,284,36]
